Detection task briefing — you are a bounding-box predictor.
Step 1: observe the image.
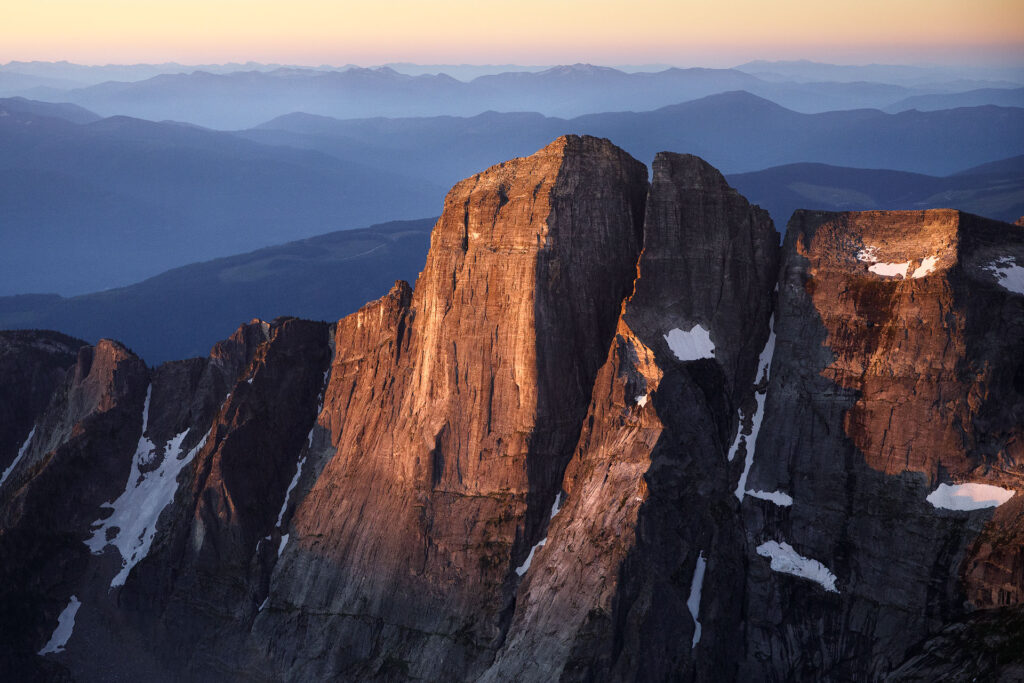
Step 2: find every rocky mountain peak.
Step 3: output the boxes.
[2,138,1022,681]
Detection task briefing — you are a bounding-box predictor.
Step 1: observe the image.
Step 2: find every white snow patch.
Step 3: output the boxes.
[38,595,81,655]
[687,552,707,648]
[276,455,306,528]
[246,377,254,385]
[986,258,1024,295]
[86,387,211,587]
[550,491,564,519]
[868,261,911,278]
[1,425,35,487]
[278,534,289,557]
[733,325,776,500]
[258,597,269,612]
[664,325,715,362]
[859,246,940,279]
[856,246,879,263]
[746,490,793,506]
[515,537,547,576]
[635,394,648,407]
[926,483,1015,511]
[756,540,838,593]
[911,256,940,279]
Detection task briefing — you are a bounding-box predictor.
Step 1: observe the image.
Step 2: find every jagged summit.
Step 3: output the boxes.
[1,138,1022,681]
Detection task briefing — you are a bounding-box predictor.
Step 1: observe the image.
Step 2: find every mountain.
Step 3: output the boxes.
[0,107,444,295]
[24,63,1016,129]
[727,154,1024,227]
[0,60,349,92]
[735,59,1024,88]
[0,330,87,478]
[0,96,100,123]
[0,218,435,364]
[247,92,1024,182]
[2,136,1022,681]
[885,87,1024,112]
[6,92,1021,297]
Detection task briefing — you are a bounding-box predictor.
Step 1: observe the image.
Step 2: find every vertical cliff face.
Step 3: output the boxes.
[0,331,86,478]
[249,135,650,680]
[5,138,1023,682]
[481,152,779,681]
[66,317,330,682]
[740,209,1024,680]
[0,339,148,678]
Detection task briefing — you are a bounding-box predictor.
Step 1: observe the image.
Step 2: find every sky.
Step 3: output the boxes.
[3,0,1023,67]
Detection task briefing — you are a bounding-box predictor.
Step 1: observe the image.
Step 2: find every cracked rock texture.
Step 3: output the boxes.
[1,138,1022,681]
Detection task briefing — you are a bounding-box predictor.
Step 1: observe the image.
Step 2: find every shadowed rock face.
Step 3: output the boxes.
[2,138,1022,682]
[0,330,86,477]
[480,152,779,681]
[0,338,148,678]
[741,209,1024,680]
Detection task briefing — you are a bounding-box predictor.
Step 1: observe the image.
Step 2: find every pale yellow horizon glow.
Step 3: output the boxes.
[3,0,1023,66]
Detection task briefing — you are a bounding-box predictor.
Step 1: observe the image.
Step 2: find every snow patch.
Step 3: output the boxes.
[550,491,564,519]
[515,537,546,576]
[856,246,879,263]
[687,552,707,648]
[664,325,715,362]
[746,490,793,506]
[258,597,269,612]
[276,455,306,528]
[278,534,289,557]
[986,258,1024,295]
[732,324,776,499]
[868,261,911,278]
[756,540,838,593]
[86,386,211,587]
[858,246,940,280]
[38,595,81,655]
[926,483,1015,511]
[635,394,648,407]
[0,425,35,487]
[911,256,940,279]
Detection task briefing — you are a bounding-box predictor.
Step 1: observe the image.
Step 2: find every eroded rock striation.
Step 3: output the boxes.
[1,136,1022,681]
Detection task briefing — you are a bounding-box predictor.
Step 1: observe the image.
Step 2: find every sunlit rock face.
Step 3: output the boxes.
[245,135,650,680]
[1,138,1022,682]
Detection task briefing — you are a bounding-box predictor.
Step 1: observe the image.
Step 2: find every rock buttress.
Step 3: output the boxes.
[740,210,1024,679]
[482,152,779,682]
[0,339,148,678]
[251,136,649,680]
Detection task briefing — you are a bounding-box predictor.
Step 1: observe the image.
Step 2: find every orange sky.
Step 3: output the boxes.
[3,0,1023,66]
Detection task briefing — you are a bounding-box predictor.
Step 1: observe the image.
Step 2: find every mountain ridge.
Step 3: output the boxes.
[1,136,1021,680]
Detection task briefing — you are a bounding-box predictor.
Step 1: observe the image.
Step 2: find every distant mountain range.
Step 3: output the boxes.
[734,59,1024,87]
[0,95,100,123]
[0,218,435,364]
[728,155,1024,227]
[5,63,1019,129]
[245,91,1024,181]
[883,87,1024,113]
[0,98,443,295]
[3,90,1022,296]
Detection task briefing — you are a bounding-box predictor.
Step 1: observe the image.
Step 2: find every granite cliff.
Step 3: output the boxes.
[1,136,1022,681]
